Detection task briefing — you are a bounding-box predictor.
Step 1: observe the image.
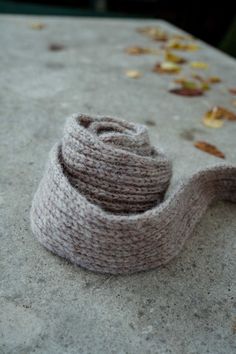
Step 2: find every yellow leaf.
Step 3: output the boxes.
[190,61,209,69]
[161,61,180,71]
[30,22,46,30]
[186,43,200,51]
[125,70,142,79]
[203,110,224,128]
[166,39,200,51]
[175,78,199,89]
[202,106,236,128]
[165,51,186,64]
[153,61,181,74]
[137,26,168,41]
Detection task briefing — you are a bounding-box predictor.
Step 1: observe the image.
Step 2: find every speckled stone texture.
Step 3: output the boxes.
[0,15,236,354]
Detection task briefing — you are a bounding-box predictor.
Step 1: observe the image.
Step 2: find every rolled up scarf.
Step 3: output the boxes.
[30,113,236,274]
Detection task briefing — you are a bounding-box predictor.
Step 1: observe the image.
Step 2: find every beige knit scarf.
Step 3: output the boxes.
[30,113,236,274]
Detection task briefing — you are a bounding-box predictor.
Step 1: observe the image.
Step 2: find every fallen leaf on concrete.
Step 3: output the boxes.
[190,61,209,69]
[169,87,204,96]
[30,22,46,30]
[165,39,199,51]
[48,43,65,51]
[165,51,187,64]
[232,100,236,107]
[194,141,225,159]
[172,33,194,41]
[153,61,181,74]
[175,78,199,89]
[144,119,156,126]
[125,46,159,55]
[229,88,236,95]
[137,26,168,41]
[202,106,236,127]
[175,75,221,92]
[208,76,222,84]
[192,74,221,87]
[203,108,224,128]
[215,106,235,121]
[125,70,142,79]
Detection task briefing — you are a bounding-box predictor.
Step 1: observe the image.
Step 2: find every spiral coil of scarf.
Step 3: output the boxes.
[30,113,236,274]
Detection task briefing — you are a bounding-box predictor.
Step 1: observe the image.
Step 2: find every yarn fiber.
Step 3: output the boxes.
[31,113,236,274]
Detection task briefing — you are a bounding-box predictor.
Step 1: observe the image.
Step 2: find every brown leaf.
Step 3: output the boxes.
[192,75,221,85]
[229,88,236,95]
[208,76,222,84]
[144,119,156,126]
[153,61,181,74]
[169,87,204,97]
[48,43,65,51]
[202,106,236,128]
[137,26,168,41]
[190,74,221,90]
[165,50,187,64]
[125,46,147,55]
[208,106,236,121]
[194,141,225,159]
[30,22,46,30]
[232,100,236,107]
[125,46,159,55]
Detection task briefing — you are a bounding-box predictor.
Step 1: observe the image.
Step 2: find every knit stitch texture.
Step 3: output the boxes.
[30,113,236,274]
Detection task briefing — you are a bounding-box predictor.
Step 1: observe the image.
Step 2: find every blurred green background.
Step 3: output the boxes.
[1,0,236,58]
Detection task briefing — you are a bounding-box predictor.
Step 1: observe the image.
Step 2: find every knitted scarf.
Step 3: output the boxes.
[30,113,236,274]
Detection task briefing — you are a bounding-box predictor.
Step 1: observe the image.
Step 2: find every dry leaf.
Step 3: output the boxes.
[191,74,221,90]
[145,119,156,126]
[174,78,199,89]
[232,100,236,107]
[165,51,187,64]
[194,141,225,159]
[48,43,65,51]
[172,33,194,40]
[30,22,46,30]
[190,61,209,69]
[125,70,142,79]
[229,88,236,95]
[208,76,221,84]
[137,26,168,41]
[202,106,236,128]
[203,108,224,128]
[169,87,204,97]
[125,46,159,55]
[192,74,221,85]
[217,107,236,121]
[165,39,199,51]
[153,61,181,74]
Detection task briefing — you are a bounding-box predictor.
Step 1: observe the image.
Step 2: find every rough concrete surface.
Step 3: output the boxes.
[0,15,236,354]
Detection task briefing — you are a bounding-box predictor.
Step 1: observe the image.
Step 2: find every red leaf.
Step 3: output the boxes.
[169,87,204,97]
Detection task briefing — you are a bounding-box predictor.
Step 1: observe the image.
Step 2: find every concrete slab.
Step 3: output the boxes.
[0,15,236,354]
